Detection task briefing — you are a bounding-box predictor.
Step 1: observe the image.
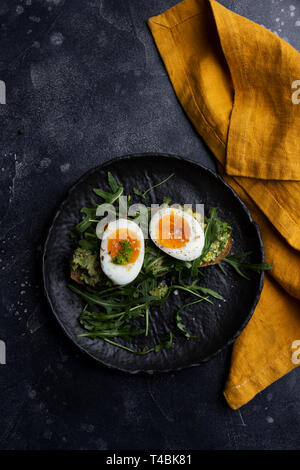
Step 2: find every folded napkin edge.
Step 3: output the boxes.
[224,348,296,409]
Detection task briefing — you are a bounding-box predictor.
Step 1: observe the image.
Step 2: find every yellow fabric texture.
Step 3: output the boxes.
[148,0,300,409]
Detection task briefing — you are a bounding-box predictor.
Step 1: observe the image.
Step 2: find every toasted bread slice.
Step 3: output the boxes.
[70,266,107,287]
[70,267,85,285]
[198,235,232,267]
[69,257,106,288]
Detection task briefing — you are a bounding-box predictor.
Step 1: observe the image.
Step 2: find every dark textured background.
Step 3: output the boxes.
[0,0,299,450]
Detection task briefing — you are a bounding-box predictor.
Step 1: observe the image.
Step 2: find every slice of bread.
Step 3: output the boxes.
[70,266,85,285]
[70,262,105,287]
[198,235,232,267]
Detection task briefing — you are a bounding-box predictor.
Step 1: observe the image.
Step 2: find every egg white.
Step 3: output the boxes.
[100,218,144,285]
[149,207,204,261]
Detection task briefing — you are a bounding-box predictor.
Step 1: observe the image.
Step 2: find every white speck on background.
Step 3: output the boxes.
[95,438,108,450]
[60,163,70,172]
[50,32,64,46]
[29,16,41,23]
[266,416,274,424]
[39,158,51,169]
[267,393,273,401]
[16,5,24,14]
[296,20,300,26]
[28,388,37,399]
[47,0,64,5]
[81,423,95,433]
[9,154,18,204]
[289,5,296,11]
[27,307,45,334]
[238,409,246,426]
[43,430,52,440]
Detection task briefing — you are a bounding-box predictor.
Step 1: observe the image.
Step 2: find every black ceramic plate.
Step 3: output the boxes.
[43,154,264,373]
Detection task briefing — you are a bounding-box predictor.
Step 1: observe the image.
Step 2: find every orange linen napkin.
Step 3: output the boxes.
[148,0,300,409]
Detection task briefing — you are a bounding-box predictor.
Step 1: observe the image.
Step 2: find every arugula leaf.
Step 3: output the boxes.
[70,284,131,309]
[133,173,175,202]
[78,327,145,339]
[78,238,99,251]
[170,285,213,304]
[141,331,173,354]
[191,285,224,300]
[69,284,157,310]
[133,187,145,203]
[222,252,273,279]
[97,331,174,355]
[218,263,227,276]
[191,208,219,276]
[93,185,123,204]
[93,172,123,204]
[175,300,203,338]
[72,207,97,237]
[163,196,172,205]
[107,172,119,192]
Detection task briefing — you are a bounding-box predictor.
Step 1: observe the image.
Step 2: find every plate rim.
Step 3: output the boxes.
[42,153,265,373]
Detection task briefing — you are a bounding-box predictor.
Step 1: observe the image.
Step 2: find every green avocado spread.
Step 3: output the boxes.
[201,218,231,263]
[149,283,169,299]
[71,247,103,286]
[186,208,231,263]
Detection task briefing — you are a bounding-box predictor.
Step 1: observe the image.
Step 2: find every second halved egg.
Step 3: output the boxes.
[149,207,204,261]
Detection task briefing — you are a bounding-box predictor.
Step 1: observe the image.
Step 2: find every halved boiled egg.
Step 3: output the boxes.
[100,218,144,285]
[149,207,204,261]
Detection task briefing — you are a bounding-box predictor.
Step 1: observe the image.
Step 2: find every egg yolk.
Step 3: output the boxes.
[107,228,140,264]
[156,213,191,249]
